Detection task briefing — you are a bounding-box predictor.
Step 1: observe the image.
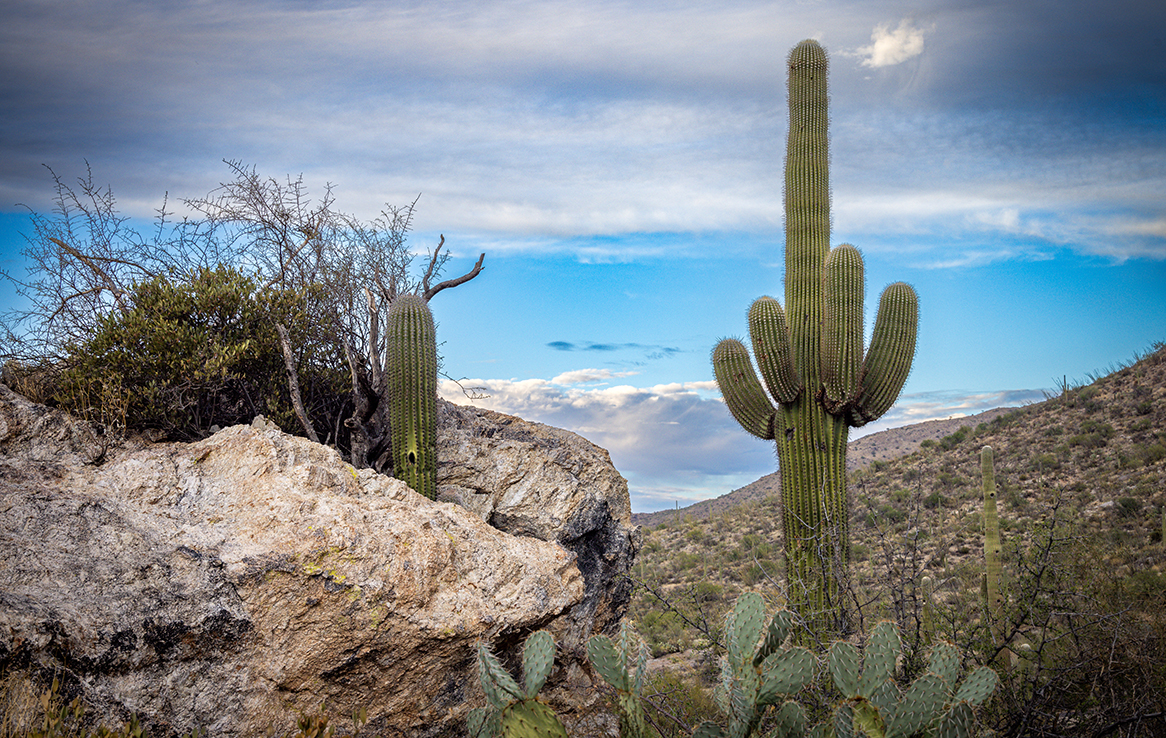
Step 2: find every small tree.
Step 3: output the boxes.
[2,160,484,474]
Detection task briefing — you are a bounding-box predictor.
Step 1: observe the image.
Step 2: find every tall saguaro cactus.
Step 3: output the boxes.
[386,294,438,500]
[713,39,919,628]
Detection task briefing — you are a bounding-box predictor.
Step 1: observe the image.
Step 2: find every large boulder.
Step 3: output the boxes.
[437,400,637,642]
[0,387,639,737]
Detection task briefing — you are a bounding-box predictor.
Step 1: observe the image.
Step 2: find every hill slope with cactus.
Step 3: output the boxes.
[630,342,1166,654]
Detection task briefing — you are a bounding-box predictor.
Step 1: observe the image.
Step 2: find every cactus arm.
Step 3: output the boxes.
[386,294,437,499]
[749,296,801,404]
[821,244,865,412]
[713,339,777,439]
[853,282,918,426]
[784,38,831,389]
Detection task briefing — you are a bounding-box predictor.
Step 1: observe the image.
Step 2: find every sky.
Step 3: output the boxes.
[2,0,1164,512]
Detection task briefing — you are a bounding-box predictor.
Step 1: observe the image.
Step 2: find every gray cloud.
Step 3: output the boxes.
[1,0,1163,261]
[547,340,682,354]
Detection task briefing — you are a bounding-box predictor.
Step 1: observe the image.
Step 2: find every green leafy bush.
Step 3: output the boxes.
[54,266,346,440]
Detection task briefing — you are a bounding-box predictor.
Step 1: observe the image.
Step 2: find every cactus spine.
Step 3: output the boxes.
[713,40,919,627]
[385,294,437,500]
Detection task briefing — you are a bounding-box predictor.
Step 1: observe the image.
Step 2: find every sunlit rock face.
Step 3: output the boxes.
[0,387,638,737]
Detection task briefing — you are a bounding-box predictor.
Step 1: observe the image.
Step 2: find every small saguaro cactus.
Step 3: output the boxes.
[980,445,1015,672]
[693,592,816,738]
[470,630,569,738]
[713,39,919,628]
[385,294,438,500]
[981,447,1002,629]
[818,622,998,738]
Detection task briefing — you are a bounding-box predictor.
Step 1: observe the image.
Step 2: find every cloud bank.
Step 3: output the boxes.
[1,0,1162,263]
[441,371,1047,511]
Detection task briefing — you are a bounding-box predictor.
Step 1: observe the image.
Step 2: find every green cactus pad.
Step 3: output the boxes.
[692,722,726,738]
[927,641,961,688]
[755,609,794,666]
[828,641,862,698]
[885,673,948,738]
[934,702,975,738]
[713,339,777,440]
[749,296,801,404]
[467,707,490,738]
[587,634,629,692]
[870,676,902,715]
[478,642,524,709]
[954,666,999,706]
[860,620,901,698]
[773,701,807,738]
[522,630,555,699]
[852,699,885,737]
[757,646,816,705]
[727,592,767,667]
[833,702,856,738]
[499,699,569,738]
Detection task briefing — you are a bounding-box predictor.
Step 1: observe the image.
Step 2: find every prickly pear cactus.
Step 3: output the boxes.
[694,592,815,738]
[712,39,919,628]
[588,622,649,738]
[815,623,998,738]
[385,294,437,500]
[470,630,568,738]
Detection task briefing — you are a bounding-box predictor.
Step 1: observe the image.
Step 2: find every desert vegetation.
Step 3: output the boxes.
[625,343,1166,737]
[0,160,481,493]
[2,34,1163,738]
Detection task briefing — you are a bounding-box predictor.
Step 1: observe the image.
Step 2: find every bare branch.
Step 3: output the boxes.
[275,322,320,444]
[423,250,485,301]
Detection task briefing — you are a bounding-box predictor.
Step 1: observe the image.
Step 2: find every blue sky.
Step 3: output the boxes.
[2,1,1164,511]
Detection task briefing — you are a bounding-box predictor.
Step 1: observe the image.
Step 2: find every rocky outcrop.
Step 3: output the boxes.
[0,387,638,737]
[437,400,637,643]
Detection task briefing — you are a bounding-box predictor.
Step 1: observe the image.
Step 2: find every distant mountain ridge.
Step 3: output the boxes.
[632,405,1019,527]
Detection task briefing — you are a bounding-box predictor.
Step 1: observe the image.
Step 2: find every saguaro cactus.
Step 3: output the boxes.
[713,39,918,628]
[386,294,438,500]
[981,446,1002,625]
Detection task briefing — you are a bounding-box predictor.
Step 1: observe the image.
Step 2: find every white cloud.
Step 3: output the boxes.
[441,375,1043,512]
[550,368,638,385]
[439,375,776,509]
[851,389,1047,439]
[857,20,927,68]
